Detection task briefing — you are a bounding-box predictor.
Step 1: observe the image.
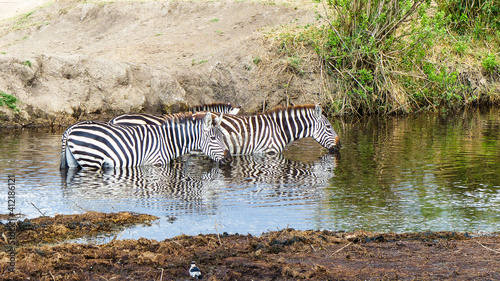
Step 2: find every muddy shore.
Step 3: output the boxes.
[1,212,499,280]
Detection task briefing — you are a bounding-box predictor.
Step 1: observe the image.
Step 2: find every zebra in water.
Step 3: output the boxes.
[111,104,341,155]
[60,112,232,169]
[109,102,240,126]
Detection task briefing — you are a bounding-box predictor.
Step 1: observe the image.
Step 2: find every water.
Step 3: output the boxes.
[0,108,499,241]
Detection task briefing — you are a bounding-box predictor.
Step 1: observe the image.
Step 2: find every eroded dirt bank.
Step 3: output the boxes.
[1,212,499,280]
[0,0,323,127]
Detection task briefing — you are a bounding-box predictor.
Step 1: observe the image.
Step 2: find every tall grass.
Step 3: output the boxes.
[316,0,435,114]
[268,0,500,115]
[437,0,500,37]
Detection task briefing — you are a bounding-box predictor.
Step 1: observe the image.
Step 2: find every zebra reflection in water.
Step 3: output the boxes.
[61,152,339,213]
[61,157,223,214]
[219,152,339,200]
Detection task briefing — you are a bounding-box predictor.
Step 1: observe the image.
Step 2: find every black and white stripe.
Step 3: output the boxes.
[60,112,231,169]
[110,104,340,155]
[189,102,240,115]
[60,152,338,213]
[217,104,341,154]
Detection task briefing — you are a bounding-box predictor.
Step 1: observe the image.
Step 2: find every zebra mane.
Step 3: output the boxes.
[189,102,241,114]
[189,102,234,109]
[264,104,317,115]
[163,112,216,124]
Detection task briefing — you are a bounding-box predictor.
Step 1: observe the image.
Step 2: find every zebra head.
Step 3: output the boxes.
[311,104,341,153]
[200,112,232,165]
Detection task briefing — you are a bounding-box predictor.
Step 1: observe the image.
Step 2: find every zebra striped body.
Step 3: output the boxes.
[109,103,240,126]
[60,112,231,169]
[110,104,340,155]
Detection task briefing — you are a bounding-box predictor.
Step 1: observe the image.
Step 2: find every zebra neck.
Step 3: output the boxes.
[276,109,313,144]
[162,121,201,156]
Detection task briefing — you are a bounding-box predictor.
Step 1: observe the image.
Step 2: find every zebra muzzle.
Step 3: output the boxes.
[329,136,341,153]
[220,149,232,165]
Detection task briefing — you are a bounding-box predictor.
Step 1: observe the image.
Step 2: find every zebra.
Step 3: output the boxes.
[60,112,232,169]
[109,102,240,126]
[110,104,341,155]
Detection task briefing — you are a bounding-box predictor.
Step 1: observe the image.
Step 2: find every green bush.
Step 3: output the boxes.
[482,53,499,72]
[269,0,498,115]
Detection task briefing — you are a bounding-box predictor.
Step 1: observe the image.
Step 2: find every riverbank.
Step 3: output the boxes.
[0,0,325,128]
[1,212,499,280]
[2,0,497,128]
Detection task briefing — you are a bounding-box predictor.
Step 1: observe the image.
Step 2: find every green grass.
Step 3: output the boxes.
[191,59,208,66]
[0,92,20,112]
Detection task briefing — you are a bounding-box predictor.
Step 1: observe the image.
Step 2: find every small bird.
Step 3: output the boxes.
[189,261,203,279]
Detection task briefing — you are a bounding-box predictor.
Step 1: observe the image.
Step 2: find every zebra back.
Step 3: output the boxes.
[110,103,240,126]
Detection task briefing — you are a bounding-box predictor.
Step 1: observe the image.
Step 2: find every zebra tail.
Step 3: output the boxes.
[60,130,69,169]
[60,125,77,169]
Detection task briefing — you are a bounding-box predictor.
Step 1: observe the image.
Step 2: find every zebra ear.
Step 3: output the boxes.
[214,113,223,126]
[314,104,322,118]
[203,112,213,130]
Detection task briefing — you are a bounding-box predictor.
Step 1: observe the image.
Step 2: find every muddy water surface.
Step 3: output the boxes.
[0,109,499,241]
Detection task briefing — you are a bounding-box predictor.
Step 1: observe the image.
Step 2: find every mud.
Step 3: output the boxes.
[1,213,499,280]
[0,211,158,246]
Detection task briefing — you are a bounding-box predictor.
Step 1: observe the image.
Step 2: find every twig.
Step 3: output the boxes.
[159,268,164,281]
[31,202,46,217]
[73,202,89,212]
[171,240,182,247]
[331,242,352,256]
[49,271,56,281]
[477,241,500,254]
[111,229,126,242]
[214,220,223,246]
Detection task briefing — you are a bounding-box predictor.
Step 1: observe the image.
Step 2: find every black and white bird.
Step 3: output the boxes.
[189,261,203,279]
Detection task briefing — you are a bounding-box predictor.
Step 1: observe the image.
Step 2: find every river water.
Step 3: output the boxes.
[0,108,499,241]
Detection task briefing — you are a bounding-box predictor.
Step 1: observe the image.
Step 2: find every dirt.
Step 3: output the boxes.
[0,213,499,280]
[0,0,325,127]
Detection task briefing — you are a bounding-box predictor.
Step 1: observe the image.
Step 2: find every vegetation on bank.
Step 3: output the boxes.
[0,92,20,112]
[266,0,500,115]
